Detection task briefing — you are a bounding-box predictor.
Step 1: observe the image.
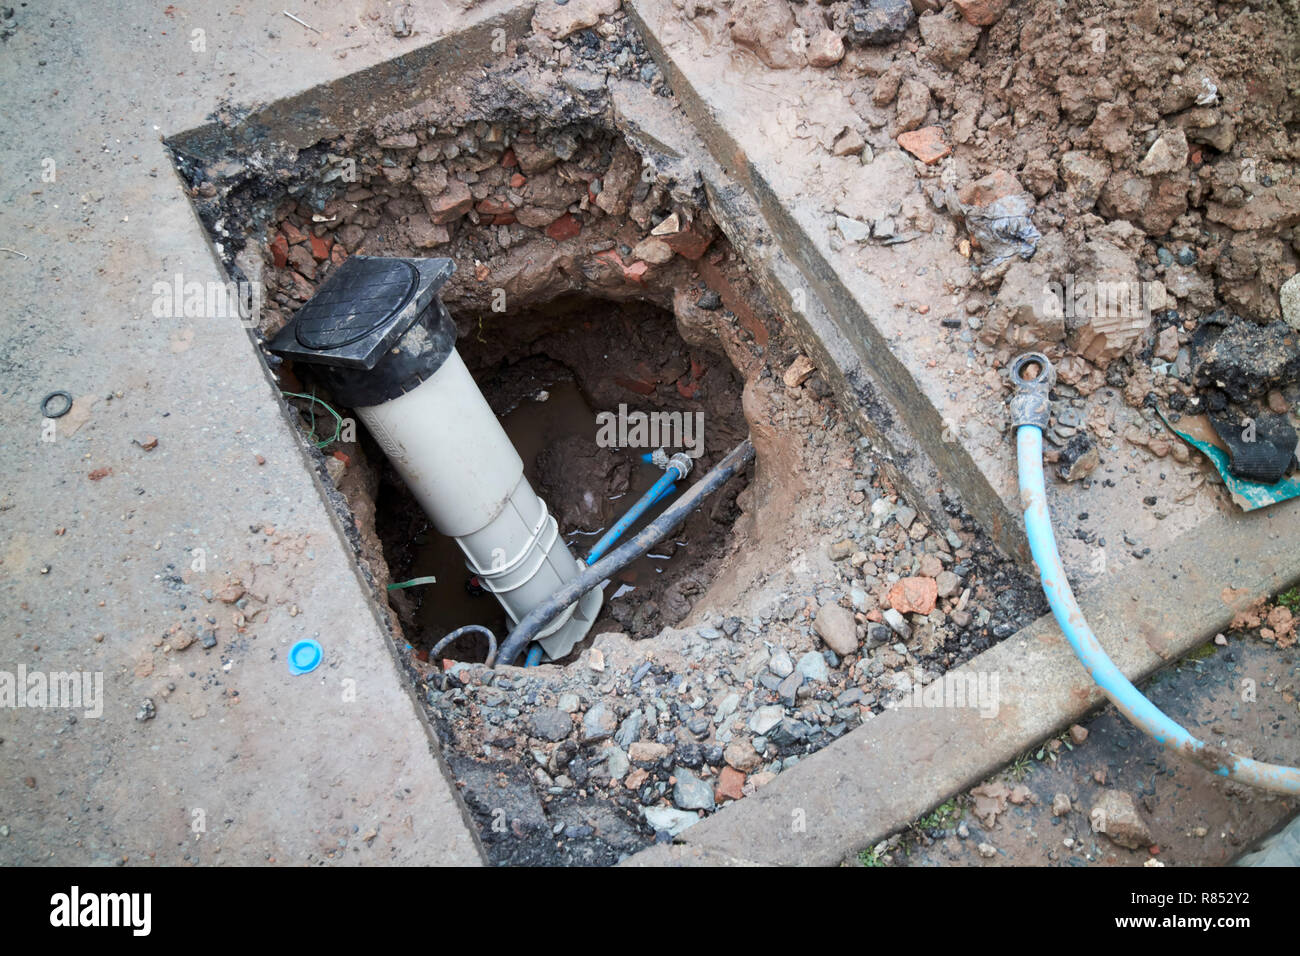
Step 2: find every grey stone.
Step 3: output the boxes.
[614,710,644,749]
[768,648,794,678]
[644,806,701,836]
[1282,273,1300,332]
[883,608,912,639]
[582,701,617,741]
[777,671,803,705]
[849,0,915,45]
[672,768,715,810]
[749,704,784,735]
[713,692,741,724]
[530,707,572,742]
[796,651,830,682]
[602,745,629,780]
[836,215,871,243]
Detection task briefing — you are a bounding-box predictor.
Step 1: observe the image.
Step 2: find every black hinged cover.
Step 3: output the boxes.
[269,256,454,370]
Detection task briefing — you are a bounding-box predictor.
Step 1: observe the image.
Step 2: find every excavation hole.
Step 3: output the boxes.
[374,294,751,664]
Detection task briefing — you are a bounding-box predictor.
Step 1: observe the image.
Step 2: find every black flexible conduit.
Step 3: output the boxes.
[494,438,756,666]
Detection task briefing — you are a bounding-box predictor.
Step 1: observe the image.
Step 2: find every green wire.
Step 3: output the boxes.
[387,576,437,591]
[281,391,343,448]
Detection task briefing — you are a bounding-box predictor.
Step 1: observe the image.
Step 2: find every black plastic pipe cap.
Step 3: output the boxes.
[268,256,458,407]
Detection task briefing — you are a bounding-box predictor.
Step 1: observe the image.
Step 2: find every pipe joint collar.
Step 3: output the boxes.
[1008,352,1054,431]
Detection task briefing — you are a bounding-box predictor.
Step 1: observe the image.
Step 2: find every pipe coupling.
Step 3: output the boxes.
[1008,352,1055,431]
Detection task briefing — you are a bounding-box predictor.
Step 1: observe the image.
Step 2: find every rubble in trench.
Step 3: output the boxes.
[175,10,1052,862]
[704,0,1300,484]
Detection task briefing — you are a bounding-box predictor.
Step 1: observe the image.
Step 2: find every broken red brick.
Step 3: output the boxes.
[897,126,951,165]
[500,148,517,168]
[426,180,474,224]
[308,234,332,262]
[661,218,715,260]
[281,221,308,245]
[88,467,112,481]
[676,378,700,399]
[888,576,938,615]
[622,260,648,282]
[476,197,515,217]
[545,213,581,241]
[613,377,657,396]
[716,767,745,802]
[270,233,289,268]
[492,214,517,226]
[509,172,527,189]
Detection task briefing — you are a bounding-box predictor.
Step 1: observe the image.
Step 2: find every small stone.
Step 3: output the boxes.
[672,768,715,810]
[935,570,960,598]
[135,699,156,722]
[795,651,830,682]
[1068,724,1088,745]
[977,841,998,859]
[749,705,785,735]
[631,236,674,264]
[807,29,845,68]
[835,215,871,244]
[832,128,866,157]
[848,0,915,45]
[784,354,818,387]
[883,608,912,639]
[1091,790,1152,849]
[829,539,854,560]
[530,707,572,742]
[1138,128,1189,177]
[951,0,1007,26]
[715,766,746,801]
[1052,793,1072,817]
[815,603,860,656]
[629,741,669,763]
[557,692,580,713]
[644,806,700,836]
[581,701,617,741]
[724,738,763,772]
[1281,273,1300,332]
[768,649,794,678]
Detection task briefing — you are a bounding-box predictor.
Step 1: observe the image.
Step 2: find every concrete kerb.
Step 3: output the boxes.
[625,497,1300,866]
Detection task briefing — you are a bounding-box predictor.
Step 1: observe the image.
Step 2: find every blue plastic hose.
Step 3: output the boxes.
[585,465,684,566]
[1011,356,1300,795]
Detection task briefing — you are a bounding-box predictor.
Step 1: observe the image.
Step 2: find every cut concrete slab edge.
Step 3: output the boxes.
[625,495,1300,866]
[627,0,1028,563]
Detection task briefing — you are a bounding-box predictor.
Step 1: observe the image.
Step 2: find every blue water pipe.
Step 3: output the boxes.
[584,452,692,566]
[523,451,693,666]
[1010,352,1300,795]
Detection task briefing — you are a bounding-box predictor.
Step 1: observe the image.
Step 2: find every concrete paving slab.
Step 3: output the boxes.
[0,0,511,865]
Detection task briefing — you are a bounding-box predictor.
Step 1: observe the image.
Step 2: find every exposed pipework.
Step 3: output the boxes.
[270,256,601,662]
[1009,352,1300,795]
[496,438,755,667]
